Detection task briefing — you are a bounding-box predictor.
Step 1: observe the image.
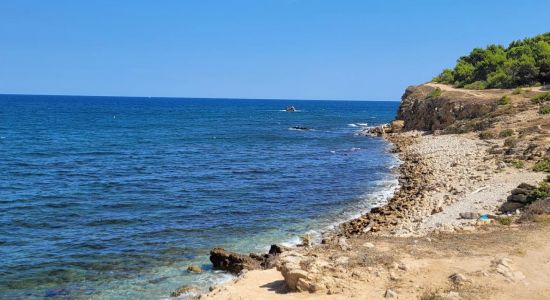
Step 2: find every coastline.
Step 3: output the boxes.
[199,83,550,299]
[201,130,549,300]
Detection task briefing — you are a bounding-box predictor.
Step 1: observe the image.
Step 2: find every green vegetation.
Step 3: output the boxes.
[512,87,523,94]
[531,91,550,104]
[427,87,442,98]
[530,182,550,200]
[498,95,511,105]
[433,32,550,89]
[499,129,514,138]
[479,130,496,139]
[540,104,550,114]
[512,160,525,169]
[497,216,513,226]
[533,157,550,172]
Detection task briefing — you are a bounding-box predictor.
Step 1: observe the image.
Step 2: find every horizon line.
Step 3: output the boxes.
[0,92,400,102]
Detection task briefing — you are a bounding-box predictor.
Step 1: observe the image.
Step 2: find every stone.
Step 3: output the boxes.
[384,289,397,298]
[511,188,531,195]
[170,285,199,297]
[363,242,375,248]
[268,244,287,255]
[499,201,524,213]
[284,269,309,291]
[186,265,203,273]
[459,212,480,219]
[209,248,262,274]
[518,183,535,190]
[507,194,529,204]
[449,273,469,285]
[391,120,405,132]
[338,237,351,251]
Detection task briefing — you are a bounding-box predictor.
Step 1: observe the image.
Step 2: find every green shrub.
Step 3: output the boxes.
[512,160,525,169]
[497,216,513,225]
[432,69,454,83]
[479,131,497,139]
[499,129,514,138]
[533,157,550,172]
[464,80,487,90]
[498,95,511,105]
[531,92,550,104]
[512,87,523,94]
[427,87,442,98]
[530,182,550,200]
[539,104,550,114]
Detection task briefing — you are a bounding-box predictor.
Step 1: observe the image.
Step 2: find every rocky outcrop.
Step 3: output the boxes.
[500,183,536,213]
[209,244,287,274]
[276,250,344,293]
[396,84,497,132]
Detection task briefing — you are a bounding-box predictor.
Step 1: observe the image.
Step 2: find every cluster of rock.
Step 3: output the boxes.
[209,244,286,275]
[339,134,432,235]
[363,120,404,136]
[499,183,537,213]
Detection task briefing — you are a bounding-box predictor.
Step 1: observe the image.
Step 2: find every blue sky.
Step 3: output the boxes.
[0,1,549,100]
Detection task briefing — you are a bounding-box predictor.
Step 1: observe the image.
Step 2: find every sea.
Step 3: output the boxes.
[0,95,400,299]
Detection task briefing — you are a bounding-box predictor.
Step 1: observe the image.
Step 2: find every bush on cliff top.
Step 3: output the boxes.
[433,32,550,89]
[427,87,442,98]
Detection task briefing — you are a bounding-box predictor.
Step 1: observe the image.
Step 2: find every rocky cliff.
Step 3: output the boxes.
[396,84,500,132]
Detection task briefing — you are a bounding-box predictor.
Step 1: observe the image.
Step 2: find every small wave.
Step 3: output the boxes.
[86,218,137,226]
[348,123,369,128]
[288,126,312,131]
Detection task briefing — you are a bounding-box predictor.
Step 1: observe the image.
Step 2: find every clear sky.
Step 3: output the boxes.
[0,1,549,100]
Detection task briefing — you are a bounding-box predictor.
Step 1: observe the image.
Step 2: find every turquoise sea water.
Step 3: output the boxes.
[0,95,399,299]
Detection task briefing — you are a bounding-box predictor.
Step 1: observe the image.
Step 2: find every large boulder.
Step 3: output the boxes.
[209,244,287,274]
[209,248,262,274]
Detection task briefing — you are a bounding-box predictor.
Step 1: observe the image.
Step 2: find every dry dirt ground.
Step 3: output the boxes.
[204,223,550,300]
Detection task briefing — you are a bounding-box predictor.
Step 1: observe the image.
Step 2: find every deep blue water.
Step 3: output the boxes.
[0,95,399,299]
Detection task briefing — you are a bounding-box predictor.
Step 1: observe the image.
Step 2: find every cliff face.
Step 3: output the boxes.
[396,84,499,132]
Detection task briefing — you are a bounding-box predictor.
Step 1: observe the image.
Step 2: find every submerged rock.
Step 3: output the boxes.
[186,265,203,273]
[170,285,199,298]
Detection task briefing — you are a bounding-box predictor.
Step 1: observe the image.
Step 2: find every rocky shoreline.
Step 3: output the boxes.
[195,83,550,299]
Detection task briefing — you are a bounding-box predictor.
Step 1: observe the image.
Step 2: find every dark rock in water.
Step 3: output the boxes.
[286,105,296,112]
[44,288,70,298]
[268,244,288,255]
[291,126,309,131]
[148,276,169,284]
[209,247,263,274]
[170,285,199,298]
[209,245,287,274]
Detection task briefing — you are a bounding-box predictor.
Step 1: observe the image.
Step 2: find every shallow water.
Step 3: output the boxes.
[0,95,399,299]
